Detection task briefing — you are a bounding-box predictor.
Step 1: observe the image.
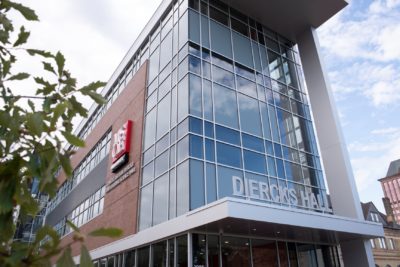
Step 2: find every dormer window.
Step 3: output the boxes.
[371,212,380,222]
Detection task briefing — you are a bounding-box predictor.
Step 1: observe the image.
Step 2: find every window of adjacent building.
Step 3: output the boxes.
[370,212,380,222]
[370,239,376,248]
[388,238,395,250]
[378,238,387,249]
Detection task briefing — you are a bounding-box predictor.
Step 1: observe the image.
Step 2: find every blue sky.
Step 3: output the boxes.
[318,0,400,211]
[15,0,400,212]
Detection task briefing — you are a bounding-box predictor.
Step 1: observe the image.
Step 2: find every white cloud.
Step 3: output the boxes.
[350,131,400,196]
[365,79,400,106]
[318,0,400,106]
[371,127,400,135]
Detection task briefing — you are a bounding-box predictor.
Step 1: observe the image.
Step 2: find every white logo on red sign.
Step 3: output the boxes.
[111,120,132,163]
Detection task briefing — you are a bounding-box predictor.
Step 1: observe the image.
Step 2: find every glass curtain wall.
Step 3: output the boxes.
[92,233,341,267]
[139,0,328,230]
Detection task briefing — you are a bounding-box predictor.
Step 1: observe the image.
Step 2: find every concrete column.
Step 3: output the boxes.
[296,27,375,266]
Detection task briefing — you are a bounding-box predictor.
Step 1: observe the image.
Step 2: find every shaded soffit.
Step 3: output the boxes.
[221,0,348,42]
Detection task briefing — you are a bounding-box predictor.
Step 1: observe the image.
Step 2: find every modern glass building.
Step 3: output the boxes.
[43,0,383,266]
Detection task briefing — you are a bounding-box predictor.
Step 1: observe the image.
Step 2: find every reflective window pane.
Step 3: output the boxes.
[216,142,242,168]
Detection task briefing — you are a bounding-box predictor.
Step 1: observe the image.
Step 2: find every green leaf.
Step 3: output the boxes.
[80,246,94,267]
[26,112,44,136]
[13,26,30,46]
[43,61,56,74]
[88,227,123,238]
[27,49,53,58]
[55,51,65,77]
[80,81,106,94]
[69,96,88,117]
[58,152,72,177]
[34,77,57,95]
[6,1,39,21]
[62,131,85,147]
[7,72,30,81]
[51,101,67,128]
[27,99,35,112]
[56,247,75,267]
[86,91,105,105]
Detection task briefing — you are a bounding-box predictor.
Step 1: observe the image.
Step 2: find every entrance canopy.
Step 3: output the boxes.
[87,198,383,261]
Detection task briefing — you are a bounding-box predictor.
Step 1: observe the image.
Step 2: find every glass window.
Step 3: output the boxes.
[179,11,188,49]
[236,76,257,98]
[178,117,189,140]
[242,134,264,153]
[153,241,167,267]
[157,93,171,139]
[189,55,201,75]
[137,247,150,267]
[268,156,277,177]
[268,50,285,82]
[158,74,171,99]
[235,63,255,81]
[217,165,243,198]
[171,87,177,126]
[189,10,200,43]
[169,168,176,219]
[155,150,169,177]
[215,125,240,145]
[125,250,135,267]
[210,20,232,58]
[190,135,203,159]
[153,173,169,225]
[209,6,228,26]
[189,117,202,134]
[149,49,160,84]
[243,150,266,174]
[139,183,153,230]
[144,108,157,149]
[177,135,189,163]
[221,236,251,266]
[208,235,220,267]
[190,159,205,210]
[213,84,239,129]
[156,133,169,154]
[252,239,279,267]
[205,139,215,162]
[276,158,285,179]
[212,65,234,88]
[277,241,289,267]
[252,41,262,73]
[177,235,188,267]
[178,75,189,122]
[201,15,210,48]
[212,52,233,71]
[231,17,248,36]
[160,31,173,70]
[192,234,207,266]
[204,121,214,138]
[142,162,154,185]
[189,74,202,117]
[206,163,217,203]
[232,31,254,68]
[268,105,280,142]
[177,160,189,216]
[203,80,213,121]
[217,142,242,168]
[238,93,262,136]
[302,166,319,187]
[285,161,303,183]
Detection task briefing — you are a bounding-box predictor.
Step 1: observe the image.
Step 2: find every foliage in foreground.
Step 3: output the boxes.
[0,1,121,266]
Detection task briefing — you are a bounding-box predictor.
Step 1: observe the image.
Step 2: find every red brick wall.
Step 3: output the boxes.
[56,62,147,258]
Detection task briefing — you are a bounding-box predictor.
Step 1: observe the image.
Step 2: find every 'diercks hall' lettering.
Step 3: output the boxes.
[232,176,332,212]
